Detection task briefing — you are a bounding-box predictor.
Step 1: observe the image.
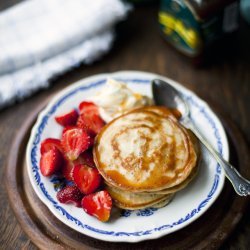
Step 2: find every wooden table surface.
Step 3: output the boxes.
[1,2,250,249]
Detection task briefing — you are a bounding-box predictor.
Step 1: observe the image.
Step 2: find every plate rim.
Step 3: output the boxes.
[26,70,229,242]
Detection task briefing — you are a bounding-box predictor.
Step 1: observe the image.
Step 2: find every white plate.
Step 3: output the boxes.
[26,71,229,242]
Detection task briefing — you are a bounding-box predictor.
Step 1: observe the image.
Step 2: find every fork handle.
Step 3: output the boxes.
[184,120,250,196]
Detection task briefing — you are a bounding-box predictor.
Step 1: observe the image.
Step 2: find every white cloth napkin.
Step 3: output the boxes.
[0,0,130,109]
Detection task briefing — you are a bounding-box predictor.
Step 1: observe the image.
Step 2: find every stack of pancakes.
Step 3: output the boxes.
[93,106,200,210]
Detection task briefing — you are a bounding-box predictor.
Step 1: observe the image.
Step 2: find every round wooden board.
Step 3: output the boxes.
[5,100,250,250]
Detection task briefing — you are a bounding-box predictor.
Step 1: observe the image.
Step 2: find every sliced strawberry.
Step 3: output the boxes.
[61,159,75,181]
[57,185,83,207]
[77,101,105,136]
[40,138,63,154]
[61,151,95,181]
[78,101,98,114]
[88,135,95,148]
[55,109,78,127]
[40,147,64,176]
[62,126,90,161]
[81,190,112,222]
[73,164,101,194]
[80,150,95,168]
[77,112,105,136]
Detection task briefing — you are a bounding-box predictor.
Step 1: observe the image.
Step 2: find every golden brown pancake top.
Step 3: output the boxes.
[94,106,198,192]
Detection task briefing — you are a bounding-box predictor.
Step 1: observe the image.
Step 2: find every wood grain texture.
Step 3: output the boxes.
[1,3,250,250]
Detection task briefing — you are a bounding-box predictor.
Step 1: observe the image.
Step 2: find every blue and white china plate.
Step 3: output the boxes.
[26,71,229,242]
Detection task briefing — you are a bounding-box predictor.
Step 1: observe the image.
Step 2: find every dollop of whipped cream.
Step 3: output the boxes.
[88,78,153,122]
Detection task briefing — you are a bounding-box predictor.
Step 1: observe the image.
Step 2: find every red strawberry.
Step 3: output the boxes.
[80,150,95,168]
[61,159,75,181]
[55,109,78,127]
[57,185,83,207]
[78,101,98,114]
[61,151,95,181]
[77,113,105,136]
[88,135,95,148]
[40,138,63,154]
[40,147,64,176]
[73,164,101,194]
[62,126,90,161]
[77,101,105,136]
[81,190,112,222]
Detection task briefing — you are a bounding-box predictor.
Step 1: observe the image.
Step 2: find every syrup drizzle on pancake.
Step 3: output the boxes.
[94,106,198,192]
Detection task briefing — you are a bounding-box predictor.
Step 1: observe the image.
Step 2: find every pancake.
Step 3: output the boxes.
[104,128,200,195]
[106,185,174,210]
[145,129,200,194]
[146,159,198,194]
[135,105,182,121]
[93,106,199,193]
[151,195,174,208]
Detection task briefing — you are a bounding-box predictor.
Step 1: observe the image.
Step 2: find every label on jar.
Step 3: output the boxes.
[159,0,202,56]
[159,0,239,57]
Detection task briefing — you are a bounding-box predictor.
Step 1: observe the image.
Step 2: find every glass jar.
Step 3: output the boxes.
[159,0,239,62]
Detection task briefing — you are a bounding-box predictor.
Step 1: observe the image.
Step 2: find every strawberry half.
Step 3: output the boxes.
[57,185,83,207]
[77,101,105,136]
[40,147,64,176]
[55,109,78,127]
[79,101,98,114]
[40,138,63,154]
[73,164,101,194]
[80,150,95,168]
[61,159,75,181]
[61,151,95,181]
[62,126,90,161]
[81,190,112,222]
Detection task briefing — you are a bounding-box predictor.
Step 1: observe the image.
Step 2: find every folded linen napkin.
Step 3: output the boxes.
[0,0,130,109]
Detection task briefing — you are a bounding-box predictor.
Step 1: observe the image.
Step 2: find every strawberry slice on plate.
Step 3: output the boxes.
[80,150,95,168]
[62,151,95,181]
[40,147,64,176]
[77,101,105,136]
[61,159,75,181]
[40,138,63,154]
[56,185,83,207]
[72,164,102,194]
[81,190,112,222]
[77,114,105,136]
[55,109,78,127]
[62,126,90,161]
[78,101,98,114]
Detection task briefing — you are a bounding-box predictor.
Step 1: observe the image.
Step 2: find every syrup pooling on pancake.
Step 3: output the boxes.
[94,107,198,192]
